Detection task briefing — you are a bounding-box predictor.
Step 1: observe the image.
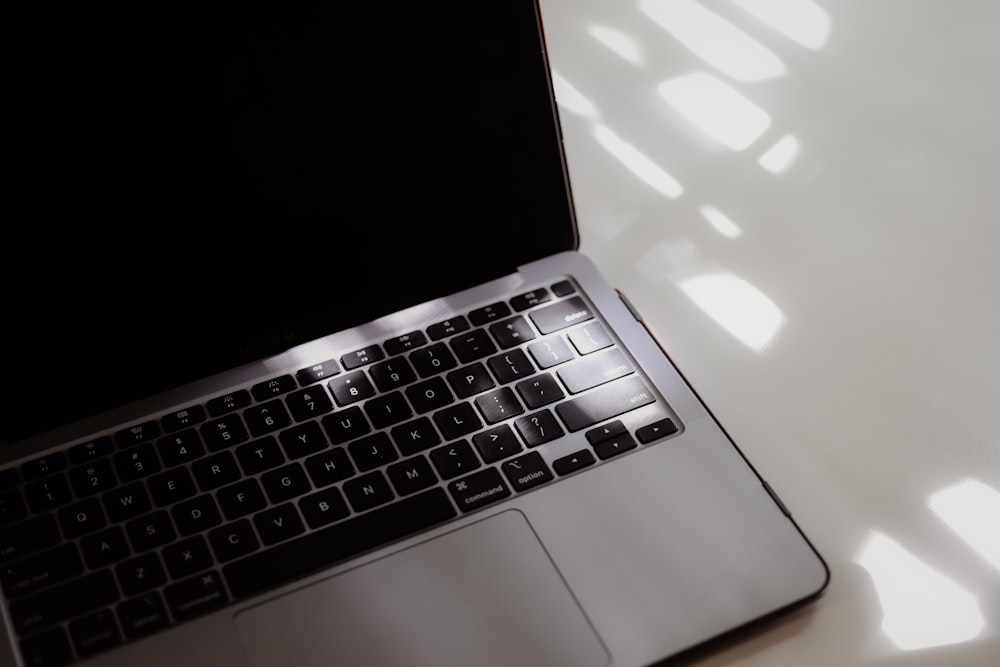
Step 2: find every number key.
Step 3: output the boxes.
[113,444,161,482]
[285,386,334,421]
[69,460,118,497]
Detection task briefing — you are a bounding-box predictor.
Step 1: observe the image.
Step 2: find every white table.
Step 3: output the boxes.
[538,1,1000,664]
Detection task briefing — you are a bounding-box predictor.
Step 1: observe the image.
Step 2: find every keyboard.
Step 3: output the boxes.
[0,279,679,666]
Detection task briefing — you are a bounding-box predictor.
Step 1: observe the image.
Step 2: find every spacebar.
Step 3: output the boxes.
[223,488,456,599]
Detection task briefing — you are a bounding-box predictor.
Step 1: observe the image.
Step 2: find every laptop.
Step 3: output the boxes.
[1,2,829,666]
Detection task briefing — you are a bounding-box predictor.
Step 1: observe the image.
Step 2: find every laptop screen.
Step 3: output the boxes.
[4,2,578,443]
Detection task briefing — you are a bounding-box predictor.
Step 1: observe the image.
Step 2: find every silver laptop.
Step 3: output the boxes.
[1,2,829,666]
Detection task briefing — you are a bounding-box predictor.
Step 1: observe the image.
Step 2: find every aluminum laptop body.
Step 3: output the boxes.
[1,2,829,666]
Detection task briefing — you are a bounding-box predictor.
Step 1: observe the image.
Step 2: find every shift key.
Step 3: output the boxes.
[556,376,656,432]
[10,570,119,636]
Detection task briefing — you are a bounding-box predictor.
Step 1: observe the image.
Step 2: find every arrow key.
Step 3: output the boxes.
[552,449,596,476]
[593,434,637,460]
[636,418,679,444]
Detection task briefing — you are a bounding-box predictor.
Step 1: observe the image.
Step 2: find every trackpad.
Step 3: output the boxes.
[234,510,608,667]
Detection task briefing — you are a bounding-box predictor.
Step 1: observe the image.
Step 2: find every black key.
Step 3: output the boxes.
[0,468,20,490]
[298,487,350,529]
[68,436,113,465]
[472,425,524,463]
[347,433,398,472]
[1,543,83,598]
[586,420,628,445]
[636,417,679,443]
[321,406,371,444]
[24,475,72,513]
[68,459,118,498]
[68,608,121,657]
[426,316,469,340]
[261,464,311,504]
[433,402,484,443]
[364,391,413,429]
[285,385,335,421]
[125,511,176,553]
[386,456,438,496]
[567,322,613,355]
[409,342,458,378]
[172,495,223,536]
[447,468,511,512]
[487,348,536,384]
[113,443,162,482]
[489,315,536,349]
[513,410,565,448]
[115,421,161,449]
[217,479,267,520]
[304,448,355,488]
[384,331,428,356]
[468,302,511,325]
[207,389,252,416]
[328,371,376,406]
[341,344,385,370]
[223,488,456,598]
[527,336,575,369]
[201,415,250,451]
[405,377,455,413]
[19,626,72,667]
[208,520,260,562]
[474,387,524,424]
[343,471,394,513]
[148,466,197,507]
[10,569,119,636]
[369,357,417,391]
[445,363,495,399]
[253,503,306,545]
[192,451,242,491]
[501,452,554,492]
[557,348,633,394]
[80,527,130,569]
[117,592,169,639]
[113,559,160,614]
[162,535,214,579]
[553,449,596,476]
[1,514,60,563]
[0,488,26,528]
[103,482,152,523]
[555,376,656,432]
[236,436,286,475]
[156,428,206,467]
[515,373,565,409]
[160,405,207,433]
[593,433,638,460]
[58,498,107,538]
[449,329,498,363]
[251,374,297,401]
[390,416,442,456]
[429,440,481,479]
[279,421,329,460]
[296,359,341,386]
[551,280,576,297]
[510,288,551,311]
[21,453,67,480]
[164,570,228,621]
[529,296,594,334]
[243,400,292,437]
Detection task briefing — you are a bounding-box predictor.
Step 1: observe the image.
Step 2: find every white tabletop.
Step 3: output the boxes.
[537,1,999,665]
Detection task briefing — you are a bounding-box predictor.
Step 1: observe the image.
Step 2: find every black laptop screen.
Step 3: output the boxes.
[4,2,577,443]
